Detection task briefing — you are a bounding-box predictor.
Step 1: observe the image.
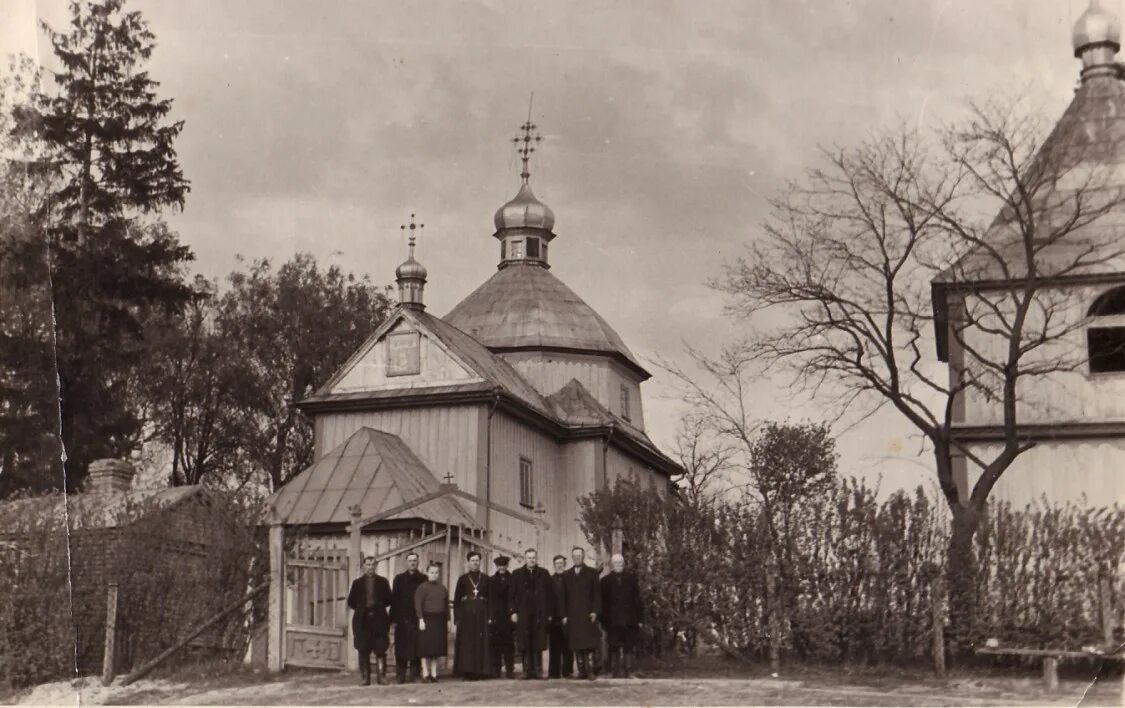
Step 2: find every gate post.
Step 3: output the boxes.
[347,506,362,672]
[268,522,285,672]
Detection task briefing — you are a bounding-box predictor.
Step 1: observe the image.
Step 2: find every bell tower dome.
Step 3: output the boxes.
[493,116,556,269]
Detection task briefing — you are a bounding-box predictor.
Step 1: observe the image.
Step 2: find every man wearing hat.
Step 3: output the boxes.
[489,555,516,678]
[511,548,554,679]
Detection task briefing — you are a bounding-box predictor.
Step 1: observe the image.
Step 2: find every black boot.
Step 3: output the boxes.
[614,648,625,678]
[624,650,635,679]
[396,662,406,684]
[522,652,534,679]
[576,653,587,680]
[358,652,371,686]
[586,651,596,681]
[534,651,546,680]
[375,656,386,685]
[505,652,515,679]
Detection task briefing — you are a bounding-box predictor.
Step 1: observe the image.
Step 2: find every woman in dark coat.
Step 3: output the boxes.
[452,551,492,680]
[414,562,449,682]
[346,556,393,685]
[559,547,602,680]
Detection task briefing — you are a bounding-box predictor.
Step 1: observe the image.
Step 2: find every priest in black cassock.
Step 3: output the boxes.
[346,555,393,685]
[560,546,602,680]
[510,548,554,679]
[391,551,426,683]
[453,551,492,680]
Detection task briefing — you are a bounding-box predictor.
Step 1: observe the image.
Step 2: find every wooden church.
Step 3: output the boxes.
[934,0,1125,509]
[263,122,680,672]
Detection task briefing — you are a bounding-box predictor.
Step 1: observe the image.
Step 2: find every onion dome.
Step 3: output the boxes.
[395,253,428,281]
[494,182,556,232]
[1074,0,1121,56]
[395,215,427,309]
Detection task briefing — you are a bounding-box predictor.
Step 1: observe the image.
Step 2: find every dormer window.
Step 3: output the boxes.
[526,237,540,259]
[620,384,630,421]
[1087,286,1125,373]
[510,239,524,260]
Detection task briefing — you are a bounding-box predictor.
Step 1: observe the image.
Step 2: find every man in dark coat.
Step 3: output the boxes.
[453,551,492,680]
[510,548,554,679]
[489,555,516,678]
[547,555,573,679]
[346,555,393,685]
[390,551,426,683]
[559,546,602,680]
[600,553,644,678]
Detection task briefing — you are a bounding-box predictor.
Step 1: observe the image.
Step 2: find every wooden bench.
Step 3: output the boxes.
[976,646,1125,691]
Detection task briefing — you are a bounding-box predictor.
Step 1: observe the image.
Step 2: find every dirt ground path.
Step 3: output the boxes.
[13,671,1122,706]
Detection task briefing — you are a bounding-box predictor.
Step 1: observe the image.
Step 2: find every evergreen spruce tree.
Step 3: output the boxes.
[8,0,194,493]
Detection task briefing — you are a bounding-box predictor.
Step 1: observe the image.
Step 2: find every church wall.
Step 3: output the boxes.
[956,282,1125,426]
[501,351,646,430]
[314,405,483,517]
[486,410,562,556]
[962,439,1125,507]
[604,444,667,496]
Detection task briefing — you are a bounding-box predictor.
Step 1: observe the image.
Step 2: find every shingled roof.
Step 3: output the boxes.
[444,263,649,379]
[266,427,479,528]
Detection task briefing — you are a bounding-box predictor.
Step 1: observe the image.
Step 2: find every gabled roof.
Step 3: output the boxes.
[303,306,554,419]
[266,427,479,528]
[444,263,650,379]
[546,379,680,475]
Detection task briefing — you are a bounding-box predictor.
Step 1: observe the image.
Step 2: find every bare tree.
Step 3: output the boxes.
[712,96,1125,648]
[671,413,734,506]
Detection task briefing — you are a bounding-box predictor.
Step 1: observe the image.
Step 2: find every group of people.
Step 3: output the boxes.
[345,546,644,686]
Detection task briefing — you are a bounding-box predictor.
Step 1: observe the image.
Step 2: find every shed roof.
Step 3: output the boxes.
[444,263,649,379]
[266,427,479,529]
[0,486,204,535]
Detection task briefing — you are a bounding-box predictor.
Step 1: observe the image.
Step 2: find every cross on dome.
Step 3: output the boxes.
[395,213,428,309]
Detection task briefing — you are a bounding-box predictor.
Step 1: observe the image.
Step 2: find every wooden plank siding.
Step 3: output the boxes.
[315,406,483,519]
[962,439,1125,507]
[502,352,646,430]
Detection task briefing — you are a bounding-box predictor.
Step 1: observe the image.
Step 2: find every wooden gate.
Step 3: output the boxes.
[284,545,349,669]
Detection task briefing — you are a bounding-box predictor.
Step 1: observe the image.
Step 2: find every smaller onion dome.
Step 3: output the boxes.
[395,254,428,281]
[1074,0,1121,56]
[494,182,556,232]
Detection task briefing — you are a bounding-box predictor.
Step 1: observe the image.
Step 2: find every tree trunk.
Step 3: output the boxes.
[945,502,983,663]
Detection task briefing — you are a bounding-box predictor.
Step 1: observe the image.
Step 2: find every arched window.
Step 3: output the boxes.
[1087,286,1125,373]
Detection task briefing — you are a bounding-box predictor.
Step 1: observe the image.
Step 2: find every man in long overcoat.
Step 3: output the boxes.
[390,551,426,683]
[510,548,554,679]
[489,555,516,678]
[346,556,393,685]
[600,553,644,678]
[560,546,602,680]
[547,555,573,679]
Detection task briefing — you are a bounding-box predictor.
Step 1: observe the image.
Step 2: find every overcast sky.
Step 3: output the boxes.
[0,0,1109,494]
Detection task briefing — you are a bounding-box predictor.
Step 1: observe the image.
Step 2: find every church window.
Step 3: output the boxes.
[526,237,540,259]
[510,239,524,259]
[1087,286,1125,373]
[519,457,534,508]
[500,240,506,260]
[620,384,630,421]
